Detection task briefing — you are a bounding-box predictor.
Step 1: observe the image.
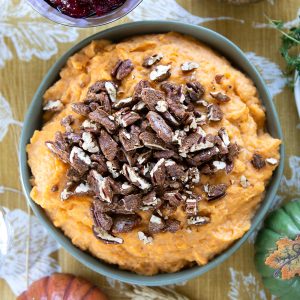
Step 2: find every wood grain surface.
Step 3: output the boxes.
[0,0,299,299]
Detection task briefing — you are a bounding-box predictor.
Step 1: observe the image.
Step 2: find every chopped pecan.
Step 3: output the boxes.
[81,119,100,133]
[138,231,153,244]
[137,150,152,165]
[150,158,166,187]
[122,164,151,191]
[215,74,224,84]
[113,97,135,109]
[89,108,117,134]
[153,149,179,160]
[166,97,187,120]
[81,132,99,153]
[45,140,70,163]
[228,143,240,161]
[87,170,113,202]
[60,115,74,132]
[66,167,81,182]
[205,184,227,201]
[149,214,165,233]
[142,191,161,210]
[139,131,167,150]
[43,100,63,112]
[210,91,230,102]
[92,226,123,244]
[143,53,163,68]
[141,87,166,111]
[162,111,181,127]
[119,126,143,152]
[92,210,113,231]
[104,81,117,102]
[165,160,185,178]
[162,191,183,207]
[111,59,134,80]
[69,146,91,174]
[164,219,180,232]
[181,62,199,72]
[132,80,151,102]
[188,146,220,166]
[99,129,118,161]
[147,111,173,143]
[251,153,266,169]
[65,132,82,144]
[161,82,184,102]
[91,154,108,174]
[106,160,120,178]
[112,214,141,233]
[186,81,205,102]
[149,65,171,82]
[71,103,91,116]
[120,193,141,211]
[187,216,210,225]
[207,104,223,121]
[115,108,141,127]
[240,175,250,188]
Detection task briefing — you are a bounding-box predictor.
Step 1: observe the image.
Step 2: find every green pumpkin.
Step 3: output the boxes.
[254,200,300,299]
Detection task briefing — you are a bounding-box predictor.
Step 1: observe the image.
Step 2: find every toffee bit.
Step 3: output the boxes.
[149,65,171,82]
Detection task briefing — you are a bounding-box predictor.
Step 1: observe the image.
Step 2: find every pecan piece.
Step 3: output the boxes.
[92,226,123,244]
[150,158,166,187]
[161,82,183,102]
[187,146,220,166]
[91,154,108,174]
[187,216,210,225]
[186,81,205,101]
[207,104,223,121]
[139,131,167,150]
[164,219,180,232]
[141,88,166,111]
[111,59,134,80]
[43,100,63,112]
[45,141,70,163]
[81,132,99,153]
[149,65,171,82]
[122,164,151,191]
[89,108,117,134]
[132,80,151,102]
[81,119,100,133]
[149,215,165,233]
[162,191,183,207]
[215,74,224,84]
[115,108,141,127]
[119,126,143,152]
[120,193,141,211]
[71,103,91,116]
[147,111,173,143]
[142,191,161,210]
[87,170,113,202]
[143,53,163,67]
[92,209,113,231]
[181,62,199,72]
[113,97,135,109]
[69,146,91,174]
[251,153,266,169]
[205,184,227,201]
[99,129,118,161]
[60,115,74,132]
[112,214,141,233]
[210,91,230,103]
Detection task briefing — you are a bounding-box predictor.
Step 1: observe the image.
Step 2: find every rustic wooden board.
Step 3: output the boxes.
[0,0,299,299]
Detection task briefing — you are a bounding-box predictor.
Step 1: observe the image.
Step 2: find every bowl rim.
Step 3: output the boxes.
[19,20,284,286]
[25,0,143,28]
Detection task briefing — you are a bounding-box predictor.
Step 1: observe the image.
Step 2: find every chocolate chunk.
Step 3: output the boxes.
[89,108,117,134]
[251,153,266,169]
[92,226,123,244]
[115,108,141,127]
[215,74,224,84]
[139,131,167,150]
[132,80,151,102]
[147,111,173,143]
[111,59,134,80]
[149,215,165,233]
[150,158,166,187]
[143,53,163,68]
[112,214,141,233]
[186,81,205,102]
[207,104,223,121]
[99,129,118,161]
[141,88,166,111]
[71,103,91,116]
[122,164,151,191]
[149,65,171,82]
[164,219,180,232]
[210,91,230,103]
[205,184,227,201]
[87,170,113,202]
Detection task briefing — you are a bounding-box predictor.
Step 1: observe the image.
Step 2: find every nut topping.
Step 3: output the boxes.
[251,153,266,169]
[111,59,134,80]
[181,62,199,72]
[143,53,163,67]
[210,91,230,103]
[149,65,171,82]
[43,100,63,112]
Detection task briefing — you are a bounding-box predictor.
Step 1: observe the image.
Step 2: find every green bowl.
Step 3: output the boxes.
[19,21,284,286]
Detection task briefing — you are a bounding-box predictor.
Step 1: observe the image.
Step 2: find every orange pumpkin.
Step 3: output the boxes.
[17,273,108,300]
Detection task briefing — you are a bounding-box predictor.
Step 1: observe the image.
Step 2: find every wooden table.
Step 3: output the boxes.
[1,0,299,299]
